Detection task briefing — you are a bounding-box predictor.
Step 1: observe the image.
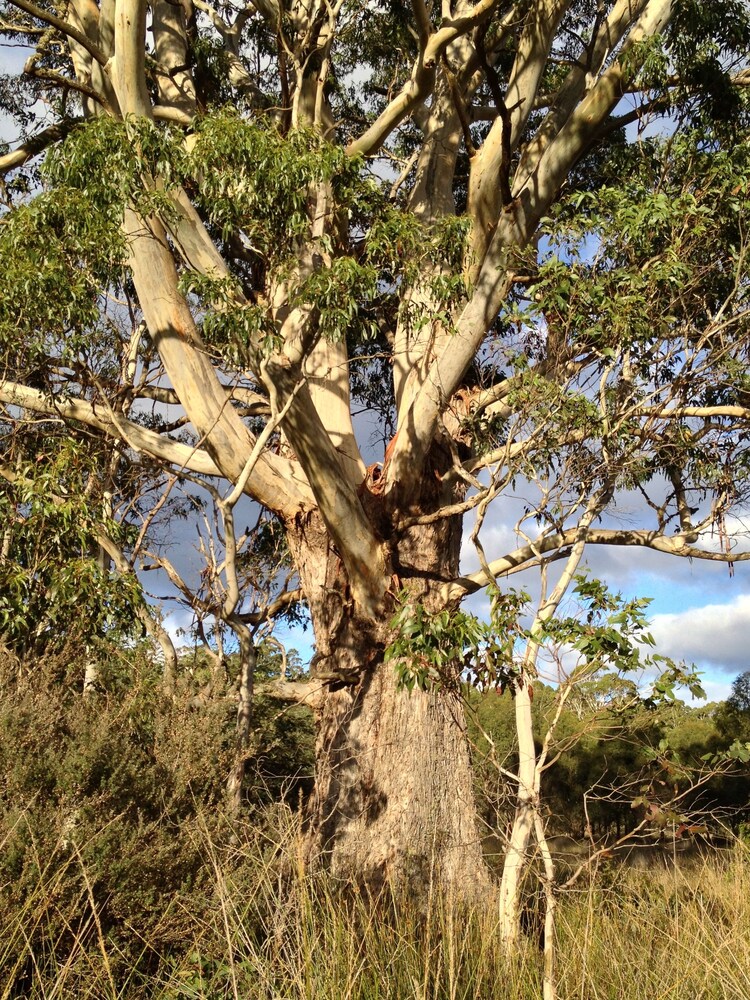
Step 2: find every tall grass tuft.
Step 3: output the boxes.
[555,840,750,1000]
[3,808,749,1000]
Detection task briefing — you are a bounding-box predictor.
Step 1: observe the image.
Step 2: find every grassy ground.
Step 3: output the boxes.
[2,816,748,1000]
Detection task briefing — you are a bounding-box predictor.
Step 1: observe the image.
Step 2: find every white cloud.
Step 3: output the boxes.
[649,594,750,676]
[461,482,750,612]
[160,607,196,647]
[459,517,520,574]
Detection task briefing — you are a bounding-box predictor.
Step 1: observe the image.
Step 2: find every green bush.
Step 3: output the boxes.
[0,642,313,993]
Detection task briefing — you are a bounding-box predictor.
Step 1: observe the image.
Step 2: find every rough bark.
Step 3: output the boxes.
[310,643,488,896]
[287,465,490,898]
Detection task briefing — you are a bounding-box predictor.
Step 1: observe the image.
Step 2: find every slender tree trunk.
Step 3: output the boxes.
[150,616,178,695]
[498,678,537,944]
[534,811,558,1000]
[82,655,98,697]
[227,623,256,816]
[83,537,110,697]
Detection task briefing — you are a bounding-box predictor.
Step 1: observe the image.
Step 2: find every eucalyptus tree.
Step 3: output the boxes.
[1,0,750,898]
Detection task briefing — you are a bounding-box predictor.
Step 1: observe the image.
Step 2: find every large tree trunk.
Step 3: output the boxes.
[287,478,490,899]
[310,649,487,895]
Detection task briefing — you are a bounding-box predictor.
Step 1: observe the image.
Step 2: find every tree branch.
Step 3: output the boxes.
[411,0,431,48]
[0,380,311,513]
[639,405,750,420]
[8,0,108,66]
[346,59,436,158]
[512,0,650,194]
[514,0,673,211]
[23,64,116,114]
[347,1,518,158]
[238,588,303,626]
[385,0,675,500]
[0,379,221,476]
[134,384,271,416]
[262,677,325,709]
[423,0,509,68]
[0,119,82,176]
[443,526,750,602]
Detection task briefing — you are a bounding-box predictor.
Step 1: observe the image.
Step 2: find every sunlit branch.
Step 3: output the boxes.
[0,119,83,176]
[238,588,303,626]
[0,380,223,477]
[424,0,512,68]
[638,405,750,420]
[347,1,518,157]
[444,527,750,602]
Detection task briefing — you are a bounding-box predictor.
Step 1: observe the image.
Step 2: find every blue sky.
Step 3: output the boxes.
[159,509,748,705]
[452,482,750,704]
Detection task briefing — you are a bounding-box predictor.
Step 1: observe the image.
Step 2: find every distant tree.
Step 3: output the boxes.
[727,671,750,716]
[718,671,750,745]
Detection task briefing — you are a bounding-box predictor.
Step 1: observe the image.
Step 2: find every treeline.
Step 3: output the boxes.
[471,671,750,844]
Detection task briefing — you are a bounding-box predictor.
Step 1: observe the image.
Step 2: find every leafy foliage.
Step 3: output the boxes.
[0,435,140,654]
[0,186,125,364]
[387,576,702,700]
[385,586,530,693]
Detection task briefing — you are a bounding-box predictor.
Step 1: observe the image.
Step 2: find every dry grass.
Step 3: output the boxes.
[2,815,748,1000]
[555,845,750,1000]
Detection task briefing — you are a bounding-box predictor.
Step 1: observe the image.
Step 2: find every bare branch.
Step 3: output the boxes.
[443,526,750,602]
[8,0,108,65]
[238,588,303,626]
[640,405,750,420]
[262,677,325,709]
[0,379,222,476]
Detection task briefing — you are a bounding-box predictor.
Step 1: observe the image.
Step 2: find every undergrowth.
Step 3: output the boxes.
[2,819,748,1000]
[1,645,748,999]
